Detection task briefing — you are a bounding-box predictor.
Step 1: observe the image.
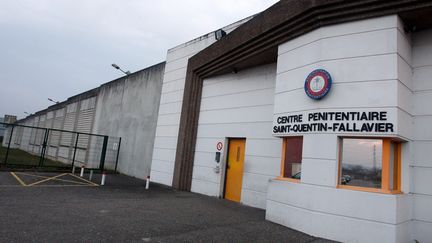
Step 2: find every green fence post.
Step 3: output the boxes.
[114,137,121,172]
[71,133,79,168]
[99,136,109,171]
[39,129,49,167]
[4,125,15,165]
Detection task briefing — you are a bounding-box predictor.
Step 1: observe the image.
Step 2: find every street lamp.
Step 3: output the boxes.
[48,98,60,104]
[111,63,131,75]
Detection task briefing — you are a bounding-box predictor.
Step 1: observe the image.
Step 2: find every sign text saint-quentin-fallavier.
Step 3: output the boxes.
[273,111,394,134]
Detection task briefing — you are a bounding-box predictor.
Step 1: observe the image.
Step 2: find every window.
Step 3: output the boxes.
[279,136,303,181]
[338,138,401,193]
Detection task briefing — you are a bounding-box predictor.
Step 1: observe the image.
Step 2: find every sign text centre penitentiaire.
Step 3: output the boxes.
[273,111,395,134]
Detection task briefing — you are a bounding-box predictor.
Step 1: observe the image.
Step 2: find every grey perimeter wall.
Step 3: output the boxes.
[12,62,165,179]
[92,62,165,179]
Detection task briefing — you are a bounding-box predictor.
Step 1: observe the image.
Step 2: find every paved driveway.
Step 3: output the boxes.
[0,172,335,242]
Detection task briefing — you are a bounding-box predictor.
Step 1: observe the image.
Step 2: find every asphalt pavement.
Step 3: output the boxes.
[0,172,336,243]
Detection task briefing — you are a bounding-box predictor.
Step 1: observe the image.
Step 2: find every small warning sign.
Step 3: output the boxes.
[216,142,223,151]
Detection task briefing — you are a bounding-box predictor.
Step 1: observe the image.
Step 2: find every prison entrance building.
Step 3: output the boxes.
[149,1,432,243]
[9,1,432,242]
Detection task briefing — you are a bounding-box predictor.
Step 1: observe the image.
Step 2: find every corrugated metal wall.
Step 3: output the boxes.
[46,108,65,159]
[58,102,78,162]
[75,97,96,163]
[11,96,98,167]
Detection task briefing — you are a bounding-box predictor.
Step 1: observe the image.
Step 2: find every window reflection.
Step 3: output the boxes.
[341,138,382,188]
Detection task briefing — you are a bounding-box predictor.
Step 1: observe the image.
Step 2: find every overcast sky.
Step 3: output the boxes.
[0,0,278,119]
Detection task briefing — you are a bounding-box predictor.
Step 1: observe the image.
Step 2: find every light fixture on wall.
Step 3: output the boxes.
[48,98,60,104]
[215,29,226,40]
[111,63,131,75]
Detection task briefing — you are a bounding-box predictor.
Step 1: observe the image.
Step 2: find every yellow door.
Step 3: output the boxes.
[224,138,246,202]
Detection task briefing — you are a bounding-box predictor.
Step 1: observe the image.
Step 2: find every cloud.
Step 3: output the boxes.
[0,0,278,118]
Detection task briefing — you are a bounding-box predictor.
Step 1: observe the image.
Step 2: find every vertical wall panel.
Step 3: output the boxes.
[411,27,432,242]
[150,17,252,185]
[76,97,96,163]
[191,63,278,209]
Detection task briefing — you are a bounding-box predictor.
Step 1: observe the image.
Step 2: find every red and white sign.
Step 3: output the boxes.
[304,69,332,100]
[216,142,223,151]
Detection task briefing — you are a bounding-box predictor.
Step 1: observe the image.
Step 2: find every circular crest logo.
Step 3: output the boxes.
[304,69,332,100]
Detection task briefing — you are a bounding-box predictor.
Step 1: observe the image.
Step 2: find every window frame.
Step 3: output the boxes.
[277,136,303,183]
[337,137,402,194]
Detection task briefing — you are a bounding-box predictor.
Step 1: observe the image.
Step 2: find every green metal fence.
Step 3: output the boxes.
[0,122,121,172]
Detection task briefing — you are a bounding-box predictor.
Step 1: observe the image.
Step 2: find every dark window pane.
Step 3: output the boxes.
[284,137,303,178]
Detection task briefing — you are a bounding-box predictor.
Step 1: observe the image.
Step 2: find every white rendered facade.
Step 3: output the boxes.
[267,15,412,243]
[151,14,432,243]
[150,17,253,185]
[192,64,279,209]
[411,26,432,243]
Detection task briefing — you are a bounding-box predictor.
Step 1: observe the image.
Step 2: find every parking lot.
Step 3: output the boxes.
[0,172,335,242]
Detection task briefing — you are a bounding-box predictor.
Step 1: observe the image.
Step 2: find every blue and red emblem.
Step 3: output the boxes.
[304,69,332,100]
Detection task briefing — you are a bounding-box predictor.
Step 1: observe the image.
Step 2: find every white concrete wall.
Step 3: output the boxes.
[150,17,253,186]
[191,64,278,209]
[266,15,413,243]
[92,63,165,179]
[411,28,432,243]
[267,180,411,243]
